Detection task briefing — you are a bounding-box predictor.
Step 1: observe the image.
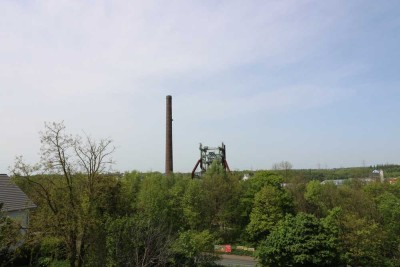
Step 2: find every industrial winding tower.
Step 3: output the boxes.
[191,143,230,178]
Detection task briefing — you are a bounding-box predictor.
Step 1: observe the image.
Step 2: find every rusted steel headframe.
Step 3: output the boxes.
[191,142,230,178]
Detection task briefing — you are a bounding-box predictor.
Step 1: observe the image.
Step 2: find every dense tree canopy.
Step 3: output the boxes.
[4,122,400,266]
[246,184,293,242]
[257,212,339,267]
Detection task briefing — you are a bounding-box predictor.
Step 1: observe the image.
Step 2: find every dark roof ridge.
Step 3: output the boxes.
[0,174,37,212]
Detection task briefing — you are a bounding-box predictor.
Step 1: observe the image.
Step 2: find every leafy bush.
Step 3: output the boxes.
[257,213,340,267]
[171,230,219,267]
[0,212,22,266]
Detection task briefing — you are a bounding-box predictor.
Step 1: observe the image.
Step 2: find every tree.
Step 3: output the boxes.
[200,161,241,241]
[246,184,293,242]
[304,180,378,219]
[171,230,219,266]
[11,122,115,267]
[106,215,172,267]
[304,180,335,217]
[272,161,292,171]
[0,204,23,266]
[364,187,400,266]
[272,161,292,180]
[336,212,385,266]
[182,179,210,230]
[257,213,340,267]
[285,175,309,213]
[137,173,171,221]
[118,171,143,215]
[240,172,282,213]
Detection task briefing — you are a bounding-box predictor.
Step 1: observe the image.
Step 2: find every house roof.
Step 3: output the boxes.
[0,174,37,212]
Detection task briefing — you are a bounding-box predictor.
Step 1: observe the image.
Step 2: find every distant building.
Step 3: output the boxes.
[0,174,36,230]
[321,179,346,186]
[242,174,250,181]
[371,169,384,183]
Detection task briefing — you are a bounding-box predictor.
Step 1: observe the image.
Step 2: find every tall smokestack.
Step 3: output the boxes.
[165,95,173,175]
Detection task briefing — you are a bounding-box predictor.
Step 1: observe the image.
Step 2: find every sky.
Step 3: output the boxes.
[1,0,400,173]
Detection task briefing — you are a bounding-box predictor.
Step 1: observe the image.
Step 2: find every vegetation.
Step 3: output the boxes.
[268,164,400,181]
[0,203,23,265]
[257,212,339,267]
[2,122,400,266]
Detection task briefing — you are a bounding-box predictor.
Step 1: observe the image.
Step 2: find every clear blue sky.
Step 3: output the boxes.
[1,1,400,172]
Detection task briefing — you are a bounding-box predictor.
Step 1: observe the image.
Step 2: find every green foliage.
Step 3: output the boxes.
[39,236,66,262]
[305,180,379,219]
[183,179,209,230]
[250,171,284,188]
[0,210,22,266]
[9,133,400,267]
[118,171,142,213]
[167,174,191,231]
[246,184,293,242]
[49,260,70,267]
[257,213,340,267]
[337,212,385,266]
[137,172,170,219]
[282,167,370,181]
[271,164,400,182]
[197,161,242,242]
[11,122,116,267]
[105,215,172,267]
[304,180,349,217]
[285,175,309,213]
[366,185,400,266]
[377,192,400,238]
[13,169,400,267]
[171,230,219,266]
[238,172,284,235]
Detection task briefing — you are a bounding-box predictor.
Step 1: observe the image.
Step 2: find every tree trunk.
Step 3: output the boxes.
[69,231,77,267]
[77,233,86,267]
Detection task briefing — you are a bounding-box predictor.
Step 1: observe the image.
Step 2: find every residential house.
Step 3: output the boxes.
[0,174,36,230]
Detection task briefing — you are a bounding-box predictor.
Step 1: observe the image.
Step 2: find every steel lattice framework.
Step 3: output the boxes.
[191,143,230,178]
